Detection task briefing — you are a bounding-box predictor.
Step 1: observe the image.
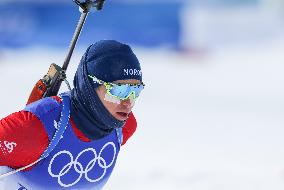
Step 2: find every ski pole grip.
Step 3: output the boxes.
[96,0,105,10]
[74,0,106,12]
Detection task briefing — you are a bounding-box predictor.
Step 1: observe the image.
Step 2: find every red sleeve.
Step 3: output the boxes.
[121,112,137,145]
[0,111,49,169]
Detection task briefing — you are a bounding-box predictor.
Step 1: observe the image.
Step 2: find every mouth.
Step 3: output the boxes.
[115,112,130,121]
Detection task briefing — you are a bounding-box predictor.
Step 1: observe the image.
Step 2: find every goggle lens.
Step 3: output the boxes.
[89,75,144,100]
[108,84,144,100]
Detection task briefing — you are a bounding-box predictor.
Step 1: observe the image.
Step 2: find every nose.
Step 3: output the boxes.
[120,98,132,108]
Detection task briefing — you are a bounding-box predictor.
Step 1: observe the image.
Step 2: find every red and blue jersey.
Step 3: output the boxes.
[0,96,137,189]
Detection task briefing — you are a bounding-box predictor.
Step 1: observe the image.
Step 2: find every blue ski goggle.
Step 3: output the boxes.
[88,75,145,100]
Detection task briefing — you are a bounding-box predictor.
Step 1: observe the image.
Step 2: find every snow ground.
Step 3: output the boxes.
[0,43,284,189]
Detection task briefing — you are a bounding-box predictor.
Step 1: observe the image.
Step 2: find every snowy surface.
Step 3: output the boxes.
[0,43,284,189]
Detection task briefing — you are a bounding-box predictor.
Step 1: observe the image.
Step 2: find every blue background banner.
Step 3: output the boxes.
[0,1,182,48]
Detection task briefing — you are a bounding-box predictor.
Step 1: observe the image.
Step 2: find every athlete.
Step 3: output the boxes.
[0,40,144,189]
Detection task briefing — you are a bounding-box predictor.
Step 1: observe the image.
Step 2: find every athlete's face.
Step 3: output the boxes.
[95,79,141,121]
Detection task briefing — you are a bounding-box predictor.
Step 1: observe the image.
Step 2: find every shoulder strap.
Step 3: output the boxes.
[40,94,70,159]
[0,94,71,179]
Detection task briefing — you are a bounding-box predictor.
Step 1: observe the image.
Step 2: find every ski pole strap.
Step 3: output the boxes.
[40,94,71,159]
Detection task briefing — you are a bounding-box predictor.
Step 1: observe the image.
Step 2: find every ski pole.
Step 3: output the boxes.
[27,0,106,105]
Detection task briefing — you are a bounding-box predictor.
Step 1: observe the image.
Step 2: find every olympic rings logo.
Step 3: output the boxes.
[48,142,117,188]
